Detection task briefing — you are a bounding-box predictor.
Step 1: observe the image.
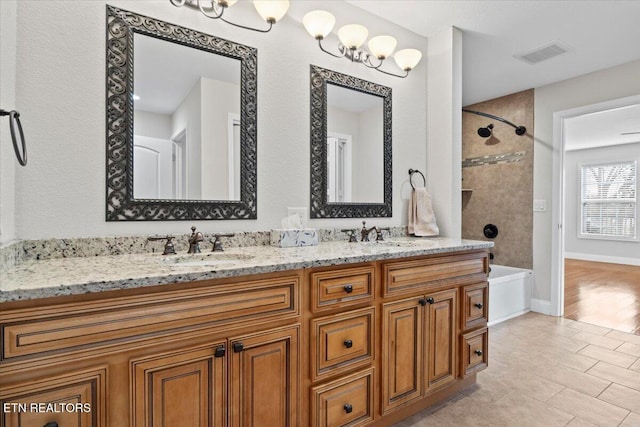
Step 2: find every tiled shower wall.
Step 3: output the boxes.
[462,89,534,269]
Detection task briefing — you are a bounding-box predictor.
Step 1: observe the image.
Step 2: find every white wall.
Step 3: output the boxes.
[564,142,640,262]
[135,111,171,140]
[0,0,17,245]
[426,26,463,238]
[172,79,202,199]
[355,105,383,202]
[6,0,428,239]
[534,59,640,302]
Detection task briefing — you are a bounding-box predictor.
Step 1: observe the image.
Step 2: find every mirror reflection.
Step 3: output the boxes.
[133,33,241,201]
[327,84,384,203]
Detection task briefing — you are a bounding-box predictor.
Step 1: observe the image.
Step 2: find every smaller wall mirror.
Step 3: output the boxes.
[310,65,392,218]
[106,5,257,221]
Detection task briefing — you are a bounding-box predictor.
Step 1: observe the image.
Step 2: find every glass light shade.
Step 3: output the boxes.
[394,48,422,71]
[303,10,336,39]
[368,35,397,59]
[338,24,368,49]
[216,0,238,7]
[253,0,289,23]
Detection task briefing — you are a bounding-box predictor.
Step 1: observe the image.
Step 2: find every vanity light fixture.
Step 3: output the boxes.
[169,0,289,33]
[302,10,422,78]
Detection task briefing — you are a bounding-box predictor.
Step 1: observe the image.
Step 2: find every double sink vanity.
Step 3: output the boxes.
[0,235,491,427]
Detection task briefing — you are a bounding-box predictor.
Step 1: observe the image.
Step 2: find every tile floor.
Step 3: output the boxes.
[394,312,640,427]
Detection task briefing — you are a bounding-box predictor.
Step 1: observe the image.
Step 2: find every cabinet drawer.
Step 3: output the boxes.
[462,282,488,330]
[383,252,487,297]
[311,368,374,427]
[311,307,375,381]
[461,327,488,377]
[0,366,107,427]
[1,275,299,360]
[310,266,375,313]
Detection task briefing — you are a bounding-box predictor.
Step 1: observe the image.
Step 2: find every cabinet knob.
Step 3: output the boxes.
[474,349,483,356]
[344,403,353,414]
[475,303,483,309]
[426,297,435,304]
[233,342,244,353]
[44,423,59,427]
[214,345,226,358]
[418,298,427,306]
[344,284,353,294]
[344,339,353,349]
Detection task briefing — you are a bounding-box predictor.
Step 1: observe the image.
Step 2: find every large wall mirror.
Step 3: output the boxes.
[310,65,392,218]
[106,5,257,220]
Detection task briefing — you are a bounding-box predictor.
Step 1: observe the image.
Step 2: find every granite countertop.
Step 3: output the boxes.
[0,237,492,303]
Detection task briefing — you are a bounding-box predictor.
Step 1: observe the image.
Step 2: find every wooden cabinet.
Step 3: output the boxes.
[382,289,458,413]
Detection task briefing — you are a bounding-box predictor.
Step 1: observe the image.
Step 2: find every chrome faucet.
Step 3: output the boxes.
[147,235,176,255]
[361,221,378,242]
[188,226,204,253]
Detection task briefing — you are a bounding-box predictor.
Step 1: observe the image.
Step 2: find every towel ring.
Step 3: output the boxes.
[0,109,27,166]
[408,168,426,189]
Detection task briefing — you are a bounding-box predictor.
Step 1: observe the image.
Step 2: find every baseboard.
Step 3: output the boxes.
[488,309,530,327]
[531,298,551,315]
[564,252,640,266]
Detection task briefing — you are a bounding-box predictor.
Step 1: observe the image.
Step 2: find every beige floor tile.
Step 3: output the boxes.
[538,364,610,397]
[571,330,625,350]
[493,370,565,402]
[606,330,640,345]
[536,347,599,372]
[579,344,638,368]
[598,383,640,413]
[620,412,640,427]
[567,321,613,336]
[617,342,640,357]
[588,362,640,391]
[547,388,629,426]
[631,359,640,372]
[566,417,599,427]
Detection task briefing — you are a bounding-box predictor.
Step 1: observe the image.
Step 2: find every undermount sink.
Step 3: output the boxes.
[159,252,255,267]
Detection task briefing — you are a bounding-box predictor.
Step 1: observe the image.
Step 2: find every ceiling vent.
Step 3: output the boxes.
[514,41,569,65]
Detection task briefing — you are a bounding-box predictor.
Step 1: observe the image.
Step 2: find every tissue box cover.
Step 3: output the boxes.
[270,229,319,247]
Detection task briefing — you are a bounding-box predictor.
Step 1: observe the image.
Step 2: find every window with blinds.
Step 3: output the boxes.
[580,161,637,240]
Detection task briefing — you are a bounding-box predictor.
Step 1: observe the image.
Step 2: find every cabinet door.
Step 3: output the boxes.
[381,297,423,414]
[424,289,457,394]
[0,367,106,427]
[131,343,226,427]
[230,325,299,427]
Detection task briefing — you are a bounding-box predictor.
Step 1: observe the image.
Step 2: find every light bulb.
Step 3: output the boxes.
[253,0,289,23]
[394,48,422,71]
[303,10,336,40]
[338,24,368,50]
[368,35,397,59]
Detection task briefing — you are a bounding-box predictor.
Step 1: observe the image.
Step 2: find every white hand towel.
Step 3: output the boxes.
[408,187,439,236]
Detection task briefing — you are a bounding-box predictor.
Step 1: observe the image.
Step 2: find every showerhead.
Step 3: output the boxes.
[478,124,493,138]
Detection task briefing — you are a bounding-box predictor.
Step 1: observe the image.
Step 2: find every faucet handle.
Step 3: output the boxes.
[376,227,390,241]
[147,235,176,255]
[341,229,357,243]
[211,233,235,252]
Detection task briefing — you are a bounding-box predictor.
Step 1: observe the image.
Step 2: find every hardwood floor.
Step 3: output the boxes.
[564,259,640,335]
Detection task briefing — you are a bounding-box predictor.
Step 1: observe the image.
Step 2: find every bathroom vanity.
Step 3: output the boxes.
[0,238,490,427]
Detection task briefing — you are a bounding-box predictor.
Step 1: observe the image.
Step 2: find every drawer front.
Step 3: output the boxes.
[461,327,488,377]
[383,252,487,297]
[2,275,300,360]
[311,307,375,381]
[311,368,374,427]
[311,266,375,313]
[462,282,488,330]
[0,367,107,427]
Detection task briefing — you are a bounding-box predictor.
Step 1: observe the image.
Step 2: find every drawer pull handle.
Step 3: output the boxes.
[344,339,353,349]
[475,303,483,309]
[418,298,427,306]
[474,349,483,356]
[344,403,353,414]
[214,346,226,358]
[44,423,58,427]
[233,342,244,353]
[426,297,435,304]
[344,284,353,293]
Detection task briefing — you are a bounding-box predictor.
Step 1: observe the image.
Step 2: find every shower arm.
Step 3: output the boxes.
[462,108,527,135]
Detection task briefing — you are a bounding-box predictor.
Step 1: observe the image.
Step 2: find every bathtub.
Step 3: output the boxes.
[488,264,533,326]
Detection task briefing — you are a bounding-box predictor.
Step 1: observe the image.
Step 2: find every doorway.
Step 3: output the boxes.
[552,95,640,333]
